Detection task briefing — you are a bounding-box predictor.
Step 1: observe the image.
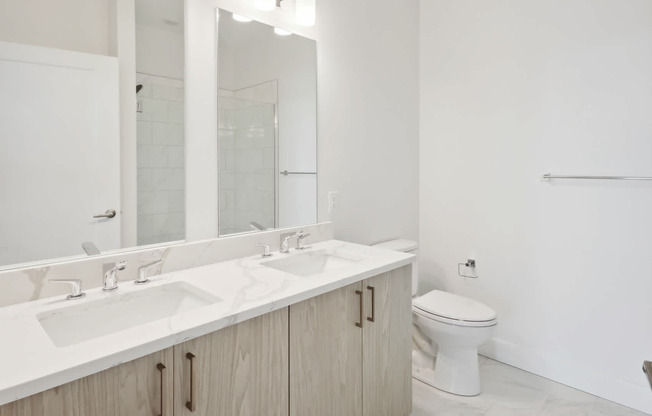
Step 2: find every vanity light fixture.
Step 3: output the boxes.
[274,27,292,36]
[232,13,253,22]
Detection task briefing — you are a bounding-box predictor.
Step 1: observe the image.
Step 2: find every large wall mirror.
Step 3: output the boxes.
[0,1,318,271]
[217,8,317,236]
[0,0,187,271]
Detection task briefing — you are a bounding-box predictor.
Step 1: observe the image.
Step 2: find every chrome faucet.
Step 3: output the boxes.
[296,230,311,250]
[103,261,126,291]
[256,243,273,258]
[49,279,86,300]
[280,232,298,253]
[136,259,163,285]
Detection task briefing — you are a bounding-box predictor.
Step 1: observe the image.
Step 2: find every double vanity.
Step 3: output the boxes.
[0,239,414,416]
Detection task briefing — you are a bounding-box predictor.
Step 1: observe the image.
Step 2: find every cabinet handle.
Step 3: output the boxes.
[366,285,375,322]
[355,290,363,328]
[156,363,166,416]
[186,352,196,412]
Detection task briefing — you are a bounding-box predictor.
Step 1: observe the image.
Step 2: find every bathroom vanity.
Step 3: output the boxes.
[0,241,413,416]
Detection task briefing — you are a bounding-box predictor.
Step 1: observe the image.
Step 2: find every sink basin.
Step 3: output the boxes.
[262,249,363,277]
[37,282,221,347]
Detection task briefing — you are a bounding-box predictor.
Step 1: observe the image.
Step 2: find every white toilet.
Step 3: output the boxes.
[372,239,497,397]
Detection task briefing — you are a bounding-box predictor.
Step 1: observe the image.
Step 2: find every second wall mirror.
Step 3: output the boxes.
[217,8,317,236]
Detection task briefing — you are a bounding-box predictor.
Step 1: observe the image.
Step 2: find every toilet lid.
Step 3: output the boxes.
[413,290,496,322]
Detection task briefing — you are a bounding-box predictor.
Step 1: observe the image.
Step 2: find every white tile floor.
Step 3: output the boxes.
[412,356,651,416]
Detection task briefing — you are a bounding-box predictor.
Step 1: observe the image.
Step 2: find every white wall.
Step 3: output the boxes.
[0,0,110,55]
[135,24,184,80]
[420,1,652,413]
[316,0,420,244]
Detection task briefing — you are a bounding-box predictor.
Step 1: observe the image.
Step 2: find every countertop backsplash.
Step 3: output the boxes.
[0,222,333,308]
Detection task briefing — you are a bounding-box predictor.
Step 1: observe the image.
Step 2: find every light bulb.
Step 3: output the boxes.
[232,14,253,23]
[295,0,315,26]
[256,0,276,11]
[274,27,292,36]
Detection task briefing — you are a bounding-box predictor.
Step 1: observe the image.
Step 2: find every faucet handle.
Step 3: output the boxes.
[280,232,299,253]
[49,279,86,300]
[296,231,311,250]
[109,260,127,272]
[256,243,273,258]
[136,259,162,285]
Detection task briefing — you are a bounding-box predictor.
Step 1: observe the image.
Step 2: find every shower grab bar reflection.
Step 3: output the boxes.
[542,173,652,181]
[280,170,317,176]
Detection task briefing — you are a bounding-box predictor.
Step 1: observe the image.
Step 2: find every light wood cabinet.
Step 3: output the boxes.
[0,347,173,416]
[289,283,363,416]
[362,267,412,416]
[289,265,412,416]
[0,309,287,416]
[0,266,411,416]
[173,307,288,416]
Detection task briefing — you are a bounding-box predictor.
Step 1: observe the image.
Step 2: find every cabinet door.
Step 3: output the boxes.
[362,266,413,416]
[289,282,363,416]
[173,308,289,416]
[115,348,174,416]
[0,348,173,416]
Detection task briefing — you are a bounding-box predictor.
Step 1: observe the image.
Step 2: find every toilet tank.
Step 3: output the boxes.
[372,239,419,296]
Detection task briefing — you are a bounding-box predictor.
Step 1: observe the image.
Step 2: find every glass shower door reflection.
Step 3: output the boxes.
[218,97,276,235]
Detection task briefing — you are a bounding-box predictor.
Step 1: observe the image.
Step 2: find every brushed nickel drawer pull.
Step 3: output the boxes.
[355,290,363,328]
[366,285,375,322]
[186,353,196,412]
[156,363,166,416]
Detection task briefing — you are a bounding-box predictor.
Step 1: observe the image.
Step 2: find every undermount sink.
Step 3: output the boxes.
[37,282,221,347]
[262,248,363,277]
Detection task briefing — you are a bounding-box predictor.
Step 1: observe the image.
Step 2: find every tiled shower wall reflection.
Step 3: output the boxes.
[136,73,185,245]
[218,88,276,235]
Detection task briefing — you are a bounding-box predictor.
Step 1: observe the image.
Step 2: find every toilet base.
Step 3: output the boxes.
[415,346,481,396]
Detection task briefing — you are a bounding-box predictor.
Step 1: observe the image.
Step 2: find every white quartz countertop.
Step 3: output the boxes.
[0,240,414,406]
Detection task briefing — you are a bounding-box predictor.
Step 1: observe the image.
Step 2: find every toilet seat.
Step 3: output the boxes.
[413,290,497,328]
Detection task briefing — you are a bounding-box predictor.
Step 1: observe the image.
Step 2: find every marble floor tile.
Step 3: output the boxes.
[592,398,650,416]
[479,360,548,411]
[539,393,596,416]
[413,377,491,416]
[412,357,650,416]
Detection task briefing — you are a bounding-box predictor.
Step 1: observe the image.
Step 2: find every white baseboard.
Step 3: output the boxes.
[479,338,652,415]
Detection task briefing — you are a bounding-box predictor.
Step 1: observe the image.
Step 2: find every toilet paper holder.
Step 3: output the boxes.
[458,259,478,278]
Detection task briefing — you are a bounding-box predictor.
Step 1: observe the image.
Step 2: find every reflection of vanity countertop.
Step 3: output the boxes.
[0,240,414,406]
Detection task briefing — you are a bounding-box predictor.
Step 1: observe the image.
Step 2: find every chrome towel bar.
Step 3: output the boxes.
[542,173,652,181]
[280,170,316,176]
